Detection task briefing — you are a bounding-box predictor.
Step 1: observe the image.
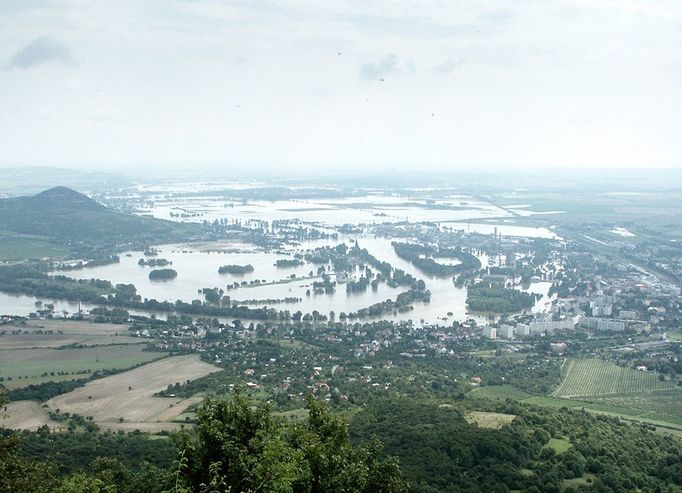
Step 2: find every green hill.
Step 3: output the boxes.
[0,186,196,257]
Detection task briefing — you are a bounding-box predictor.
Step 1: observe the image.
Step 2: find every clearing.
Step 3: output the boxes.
[465,411,516,429]
[544,437,572,454]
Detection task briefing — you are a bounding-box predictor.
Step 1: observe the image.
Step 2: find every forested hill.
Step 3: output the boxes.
[0,186,195,246]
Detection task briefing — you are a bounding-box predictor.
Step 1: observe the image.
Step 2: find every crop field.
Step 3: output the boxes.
[47,354,221,431]
[470,381,682,432]
[552,359,676,398]
[586,390,682,424]
[469,385,535,401]
[0,344,164,388]
[0,319,140,349]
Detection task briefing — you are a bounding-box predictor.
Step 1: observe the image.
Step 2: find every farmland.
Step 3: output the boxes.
[47,354,221,431]
[0,343,163,389]
[1,400,59,431]
[0,319,140,349]
[0,231,68,261]
[471,358,682,432]
[553,358,677,398]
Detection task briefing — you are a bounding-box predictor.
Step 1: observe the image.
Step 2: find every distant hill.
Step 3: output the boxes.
[0,186,196,249]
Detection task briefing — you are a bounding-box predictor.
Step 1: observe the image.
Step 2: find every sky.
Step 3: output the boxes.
[1,0,682,174]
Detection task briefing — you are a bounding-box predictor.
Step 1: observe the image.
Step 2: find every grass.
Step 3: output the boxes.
[667,330,682,342]
[0,344,164,389]
[272,338,319,351]
[274,408,310,422]
[586,389,682,421]
[544,437,572,454]
[469,385,535,401]
[560,473,596,492]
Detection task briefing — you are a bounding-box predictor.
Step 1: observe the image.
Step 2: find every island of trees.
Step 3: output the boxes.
[275,258,304,268]
[138,258,170,267]
[148,268,177,281]
[392,242,481,276]
[218,264,254,274]
[466,281,539,312]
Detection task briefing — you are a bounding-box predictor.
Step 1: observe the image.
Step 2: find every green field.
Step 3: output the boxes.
[0,231,68,260]
[0,344,164,389]
[544,437,572,454]
[553,358,676,398]
[667,330,682,342]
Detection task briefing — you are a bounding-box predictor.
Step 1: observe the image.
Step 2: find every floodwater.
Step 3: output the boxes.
[0,235,550,326]
[0,191,557,324]
[142,197,510,226]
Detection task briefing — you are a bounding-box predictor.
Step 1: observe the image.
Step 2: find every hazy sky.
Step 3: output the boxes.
[1,0,681,173]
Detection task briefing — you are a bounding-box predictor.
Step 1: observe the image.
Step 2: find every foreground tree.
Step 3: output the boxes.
[171,393,407,493]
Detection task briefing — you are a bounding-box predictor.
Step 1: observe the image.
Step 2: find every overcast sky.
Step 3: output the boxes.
[1,0,681,173]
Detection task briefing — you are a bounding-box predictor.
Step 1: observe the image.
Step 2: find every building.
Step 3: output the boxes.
[580,316,625,332]
[515,324,530,336]
[529,319,575,334]
[483,326,497,339]
[592,305,613,317]
[498,325,514,339]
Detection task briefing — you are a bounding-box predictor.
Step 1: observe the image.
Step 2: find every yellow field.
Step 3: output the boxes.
[1,400,60,431]
[48,354,220,431]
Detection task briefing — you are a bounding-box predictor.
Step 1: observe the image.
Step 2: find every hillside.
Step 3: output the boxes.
[0,186,195,253]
